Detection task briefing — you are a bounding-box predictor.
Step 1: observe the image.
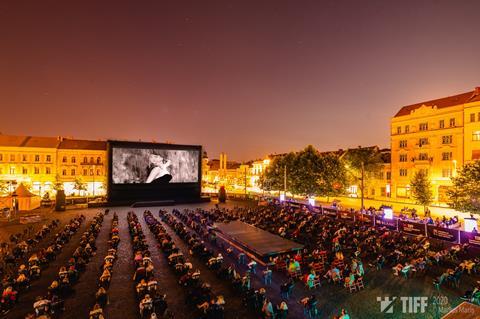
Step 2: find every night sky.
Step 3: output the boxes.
[1,1,479,160]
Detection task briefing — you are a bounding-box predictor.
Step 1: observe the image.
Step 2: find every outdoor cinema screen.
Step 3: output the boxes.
[112,147,199,184]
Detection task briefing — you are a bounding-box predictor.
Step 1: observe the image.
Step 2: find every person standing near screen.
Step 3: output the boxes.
[146,154,173,184]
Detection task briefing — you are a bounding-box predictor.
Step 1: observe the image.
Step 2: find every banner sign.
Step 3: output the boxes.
[459,231,480,248]
[338,210,355,221]
[355,213,374,225]
[398,220,426,236]
[322,207,338,218]
[375,216,397,230]
[426,225,459,243]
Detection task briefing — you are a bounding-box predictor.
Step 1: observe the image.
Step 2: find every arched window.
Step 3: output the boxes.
[62,156,67,163]
[96,157,101,164]
[83,157,87,164]
[71,156,76,163]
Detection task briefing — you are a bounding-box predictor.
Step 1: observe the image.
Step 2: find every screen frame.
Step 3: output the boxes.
[107,140,202,202]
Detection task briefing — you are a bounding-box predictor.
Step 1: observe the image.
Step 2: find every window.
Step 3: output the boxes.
[96,169,101,176]
[442,152,453,161]
[10,167,15,174]
[90,169,94,176]
[10,154,15,161]
[419,168,429,176]
[83,157,88,164]
[419,138,429,146]
[46,155,51,162]
[35,155,40,162]
[399,168,408,177]
[22,155,27,161]
[22,167,27,174]
[478,113,480,122]
[386,172,391,180]
[90,157,94,164]
[418,153,428,161]
[62,169,67,176]
[399,140,407,148]
[0,168,2,174]
[471,113,476,122]
[371,188,375,196]
[71,169,76,176]
[46,167,51,174]
[405,125,409,133]
[381,187,386,197]
[399,154,408,162]
[83,169,87,175]
[34,167,39,174]
[442,168,452,178]
[449,118,455,127]
[0,154,2,161]
[439,120,445,129]
[96,157,101,164]
[396,187,409,198]
[442,135,453,144]
[473,131,480,141]
[419,123,428,131]
[62,156,67,163]
[397,126,401,134]
[71,157,76,163]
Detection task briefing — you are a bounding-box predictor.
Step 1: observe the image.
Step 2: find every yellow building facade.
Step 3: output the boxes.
[391,87,480,203]
[0,135,107,197]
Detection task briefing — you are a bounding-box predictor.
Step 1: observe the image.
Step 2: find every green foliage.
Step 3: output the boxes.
[53,174,64,191]
[410,170,433,209]
[342,146,384,207]
[0,181,9,195]
[447,161,480,215]
[259,145,347,197]
[73,178,87,196]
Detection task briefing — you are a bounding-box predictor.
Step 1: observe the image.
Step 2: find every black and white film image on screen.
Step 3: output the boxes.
[112,148,199,184]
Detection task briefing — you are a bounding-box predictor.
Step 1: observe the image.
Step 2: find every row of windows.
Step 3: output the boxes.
[398,135,454,148]
[469,113,480,123]
[0,154,52,162]
[396,118,456,134]
[61,156,102,164]
[397,168,452,178]
[0,167,52,175]
[0,166,103,176]
[0,154,103,163]
[398,152,453,162]
[61,168,102,176]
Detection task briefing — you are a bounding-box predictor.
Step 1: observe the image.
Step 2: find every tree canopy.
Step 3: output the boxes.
[447,161,480,215]
[260,145,347,197]
[410,170,433,210]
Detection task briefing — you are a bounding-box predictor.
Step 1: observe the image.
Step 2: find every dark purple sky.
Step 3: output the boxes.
[1,1,479,160]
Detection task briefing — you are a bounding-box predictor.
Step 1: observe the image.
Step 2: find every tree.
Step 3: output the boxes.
[342,146,384,209]
[447,161,480,215]
[53,174,64,191]
[0,181,9,195]
[410,170,433,213]
[259,152,295,193]
[317,153,348,200]
[260,146,348,199]
[73,178,87,196]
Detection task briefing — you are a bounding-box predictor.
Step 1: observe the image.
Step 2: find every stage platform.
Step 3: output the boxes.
[214,220,303,261]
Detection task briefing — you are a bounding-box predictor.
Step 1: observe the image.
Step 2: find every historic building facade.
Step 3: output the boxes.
[391,87,480,203]
[0,135,107,197]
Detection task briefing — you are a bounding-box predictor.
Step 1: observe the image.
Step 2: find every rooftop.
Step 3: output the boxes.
[394,87,480,117]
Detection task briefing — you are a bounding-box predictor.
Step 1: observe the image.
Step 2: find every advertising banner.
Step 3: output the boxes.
[459,231,480,248]
[398,220,426,236]
[426,225,459,243]
[375,216,398,230]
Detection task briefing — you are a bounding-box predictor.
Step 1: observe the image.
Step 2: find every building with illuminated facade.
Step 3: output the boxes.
[391,87,480,203]
[0,135,107,197]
